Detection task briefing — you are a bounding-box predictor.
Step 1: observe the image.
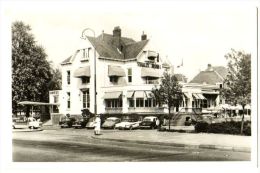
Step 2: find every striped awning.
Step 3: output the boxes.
[145,91,154,98]
[127,91,134,98]
[134,91,145,98]
[108,65,125,77]
[192,94,200,100]
[103,92,122,99]
[183,93,190,98]
[74,66,90,77]
[141,67,161,78]
[196,93,206,100]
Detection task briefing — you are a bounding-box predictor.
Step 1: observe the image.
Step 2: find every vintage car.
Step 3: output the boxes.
[102,117,121,129]
[12,117,42,129]
[115,118,141,130]
[59,114,74,128]
[71,114,89,128]
[139,116,158,129]
[86,117,96,129]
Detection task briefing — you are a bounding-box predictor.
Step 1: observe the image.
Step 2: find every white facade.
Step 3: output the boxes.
[50,27,223,117]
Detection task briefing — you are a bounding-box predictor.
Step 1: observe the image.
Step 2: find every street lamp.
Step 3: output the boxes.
[81,28,97,116]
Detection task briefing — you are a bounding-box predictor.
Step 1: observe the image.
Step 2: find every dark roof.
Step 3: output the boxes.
[189,65,228,85]
[87,33,149,60]
[174,74,187,83]
[212,66,228,79]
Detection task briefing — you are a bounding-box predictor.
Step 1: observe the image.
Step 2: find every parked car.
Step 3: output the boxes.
[12,117,42,129]
[102,117,121,129]
[59,114,74,128]
[139,116,158,129]
[115,118,141,130]
[71,114,89,128]
[86,117,96,129]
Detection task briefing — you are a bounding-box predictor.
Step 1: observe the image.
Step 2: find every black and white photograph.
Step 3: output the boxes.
[0,0,259,173]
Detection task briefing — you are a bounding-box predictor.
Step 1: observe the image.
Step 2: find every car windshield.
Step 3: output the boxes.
[122,119,136,122]
[143,118,152,122]
[106,119,117,122]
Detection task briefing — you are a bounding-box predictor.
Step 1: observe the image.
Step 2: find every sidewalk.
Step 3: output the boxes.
[92,130,251,153]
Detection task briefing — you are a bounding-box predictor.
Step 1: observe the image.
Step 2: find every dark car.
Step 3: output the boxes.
[59,114,74,128]
[102,117,121,129]
[139,116,158,129]
[71,114,89,128]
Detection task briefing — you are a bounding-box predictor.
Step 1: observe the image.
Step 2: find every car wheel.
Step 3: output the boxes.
[13,125,15,129]
[129,126,133,130]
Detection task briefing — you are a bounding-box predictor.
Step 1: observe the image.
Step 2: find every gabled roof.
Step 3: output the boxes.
[87,33,149,60]
[189,65,228,85]
[189,71,223,85]
[61,56,72,64]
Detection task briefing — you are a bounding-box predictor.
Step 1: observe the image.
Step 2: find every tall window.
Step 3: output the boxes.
[82,90,90,108]
[128,98,134,107]
[67,92,70,109]
[105,99,122,108]
[128,68,132,83]
[136,98,144,107]
[109,76,118,84]
[67,71,70,85]
[54,95,59,103]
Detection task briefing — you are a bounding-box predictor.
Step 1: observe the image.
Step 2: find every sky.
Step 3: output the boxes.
[3,0,257,81]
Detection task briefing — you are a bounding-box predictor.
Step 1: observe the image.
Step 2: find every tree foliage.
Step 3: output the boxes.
[220,49,251,134]
[151,72,182,129]
[12,21,54,113]
[221,49,251,106]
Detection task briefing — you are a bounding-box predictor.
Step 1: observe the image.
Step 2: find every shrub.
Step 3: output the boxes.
[194,121,251,136]
[195,121,209,133]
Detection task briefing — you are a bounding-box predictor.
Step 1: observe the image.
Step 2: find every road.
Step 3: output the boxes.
[12,129,250,162]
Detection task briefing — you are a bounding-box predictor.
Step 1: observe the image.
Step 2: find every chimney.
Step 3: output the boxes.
[141,31,147,40]
[113,26,121,37]
[207,64,213,71]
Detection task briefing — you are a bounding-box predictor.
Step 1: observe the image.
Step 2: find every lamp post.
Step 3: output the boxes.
[81,28,97,116]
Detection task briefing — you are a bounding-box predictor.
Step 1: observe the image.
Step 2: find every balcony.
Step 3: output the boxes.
[105,107,123,114]
[128,107,165,113]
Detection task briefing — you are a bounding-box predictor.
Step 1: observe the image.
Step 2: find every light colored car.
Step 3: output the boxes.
[115,118,141,130]
[86,117,96,129]
[102,117,121,129]
[12,117,42,129]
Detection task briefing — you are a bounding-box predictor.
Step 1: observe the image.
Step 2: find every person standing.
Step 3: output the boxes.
[94,114,101,135]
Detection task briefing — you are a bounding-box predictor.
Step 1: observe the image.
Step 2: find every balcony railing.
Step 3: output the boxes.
[128,107,165,113]
[105,107,123,113]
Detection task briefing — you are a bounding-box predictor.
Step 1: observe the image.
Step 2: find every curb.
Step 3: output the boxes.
[12,129,43,132]
[92,136,251,153]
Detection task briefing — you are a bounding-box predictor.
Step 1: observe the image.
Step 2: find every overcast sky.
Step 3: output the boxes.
[4,1,257,80]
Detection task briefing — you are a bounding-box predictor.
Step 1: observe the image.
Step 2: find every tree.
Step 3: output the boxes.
[48,62,62,90]
[12,21,53,115]
[151,72,183,130]
[221,49,251,135]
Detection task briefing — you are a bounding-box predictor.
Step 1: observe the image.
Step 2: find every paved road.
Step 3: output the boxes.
[12,129,250,162]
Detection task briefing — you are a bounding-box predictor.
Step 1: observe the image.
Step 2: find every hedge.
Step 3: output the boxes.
[195,121,251,136]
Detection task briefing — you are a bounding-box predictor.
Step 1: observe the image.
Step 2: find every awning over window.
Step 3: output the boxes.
[183,93,190,99]
[147,51,158,58]
[145,91,154,98]
[103,92,122,99]
[108,65,126,77]
[192,94,200,100]
[196,93,206,100]
[74,66,90,78]
[127,91,134,98]
[141,67,161,78]
[134,91,145,98]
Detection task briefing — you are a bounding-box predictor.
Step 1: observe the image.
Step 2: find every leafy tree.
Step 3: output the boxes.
[221,49,251,135]
[151,72,183,130]
[12,21,53,116]
[48,62,62,90]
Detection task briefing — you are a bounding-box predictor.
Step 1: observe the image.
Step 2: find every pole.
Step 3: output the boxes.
[81,28,97,116]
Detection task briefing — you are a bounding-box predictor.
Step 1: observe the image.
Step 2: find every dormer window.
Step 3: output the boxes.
[81,48,91,61]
